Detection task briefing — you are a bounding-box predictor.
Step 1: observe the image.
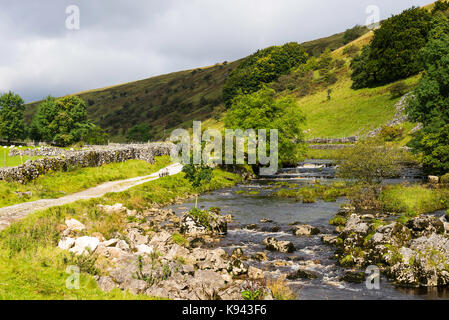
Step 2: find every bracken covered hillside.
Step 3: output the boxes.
[24,61,240,142]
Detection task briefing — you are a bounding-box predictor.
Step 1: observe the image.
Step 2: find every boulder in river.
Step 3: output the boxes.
[180,208,227,236]
[291,224,320,236]
[263,237,296,253]
[406,215,445,238]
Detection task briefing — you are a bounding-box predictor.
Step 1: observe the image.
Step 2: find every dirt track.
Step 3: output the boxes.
[0,163,183,231]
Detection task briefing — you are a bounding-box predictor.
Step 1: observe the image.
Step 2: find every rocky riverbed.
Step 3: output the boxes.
[57,202,273,300]
[55,177,449,300]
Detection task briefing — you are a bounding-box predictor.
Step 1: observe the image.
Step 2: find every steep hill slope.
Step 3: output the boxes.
[270,31,420,140]
[25,61,240,142]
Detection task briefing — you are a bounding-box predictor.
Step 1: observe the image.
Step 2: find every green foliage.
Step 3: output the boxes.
[241,290,262,300]
[441,173,449,185]
[379,125,404,142]
[223,42,308,106]
[351,7,432,89]
[418,124,449,175]
[81,124,109,145]
[225,87,307,167]
[32,96,92,147]
[182,163,213,189]
[338,138,404,184]
[343,25,367,44]
[127,123,152,142]
[429,12,449,39]
[407,34,449,127]
[406,34,449,174]
[171,232,188,247]
[380,184,449,215]
[329,216,347,226]
[432,0,449,15]
[389,82,409,98]
[188,207,212,230]
[0,92,26,142]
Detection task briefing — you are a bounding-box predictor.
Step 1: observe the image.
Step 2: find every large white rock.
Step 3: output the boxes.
[69,236,100,255]
[136,244,154,255]
[58,237,76,250]
[65,219,86,231]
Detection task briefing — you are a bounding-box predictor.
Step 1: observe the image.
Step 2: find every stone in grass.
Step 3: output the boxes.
[58,237,76,250]
[69,236,100,255]
[65,219,86,232]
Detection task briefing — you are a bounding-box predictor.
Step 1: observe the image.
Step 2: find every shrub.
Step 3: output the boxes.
[441,173,449,185]
[389,82,409,98]
[343,45,359,57]
[338,138,404,184]
[266,276,296,300]
[379,125,404,141]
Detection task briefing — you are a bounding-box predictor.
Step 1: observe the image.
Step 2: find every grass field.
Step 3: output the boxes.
[0,156,172,208]
[0,167,243,299]
[380,184,449,216]
[0,147,42,168]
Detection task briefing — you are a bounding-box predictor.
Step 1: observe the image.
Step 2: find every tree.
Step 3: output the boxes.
[406,34,449,174]
[182,162,213,208]
[81,124,109,145]
[225,87,307,168]
[223,42,308,106]
[407,34,449,127]
[432,0,449,15]
[0,92,26,143]
[418,124,449,175]
[127,123,152,142]
[32,96,91,146]
[338,138,404,185]
[351,7,432,89]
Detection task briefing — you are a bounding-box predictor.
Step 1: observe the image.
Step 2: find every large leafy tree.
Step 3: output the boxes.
[406,33,449,174]
[225,87,306,168]
[32,96,91,146]
[407,34,449,126]
[223,42,308,106]
[351,7,432,89]
[0,92,26,142]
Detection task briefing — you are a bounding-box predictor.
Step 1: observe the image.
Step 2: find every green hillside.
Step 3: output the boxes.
[24,61,240,142]
[23,11,428,143]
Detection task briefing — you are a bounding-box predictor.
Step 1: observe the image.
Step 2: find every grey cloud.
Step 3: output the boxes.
[0,0,431,102]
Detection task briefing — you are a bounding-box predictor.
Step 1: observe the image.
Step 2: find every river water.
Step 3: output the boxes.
[166,161,449,300]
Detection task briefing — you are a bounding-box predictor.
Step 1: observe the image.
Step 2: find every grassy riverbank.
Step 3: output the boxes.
[0,156,172,208]
[0,167,243,299]
[380,184,449,217]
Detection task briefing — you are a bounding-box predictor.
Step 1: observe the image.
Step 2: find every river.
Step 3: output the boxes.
[166,160,449,300]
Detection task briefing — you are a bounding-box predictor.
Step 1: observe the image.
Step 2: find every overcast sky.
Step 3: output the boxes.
[0,0,431,102]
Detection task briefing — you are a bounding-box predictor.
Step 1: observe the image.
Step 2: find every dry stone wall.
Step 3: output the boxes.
[1,143,175,184]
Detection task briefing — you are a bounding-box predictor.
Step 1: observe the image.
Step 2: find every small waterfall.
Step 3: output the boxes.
[260,159,424,180]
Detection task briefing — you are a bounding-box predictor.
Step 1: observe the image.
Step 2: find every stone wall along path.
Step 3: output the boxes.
[0,163,183,231]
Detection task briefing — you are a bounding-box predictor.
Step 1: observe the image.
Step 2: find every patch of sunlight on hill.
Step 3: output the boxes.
[298,74,420,139]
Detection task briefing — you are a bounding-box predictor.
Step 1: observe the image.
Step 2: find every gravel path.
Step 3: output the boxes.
[0,163,183,231]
